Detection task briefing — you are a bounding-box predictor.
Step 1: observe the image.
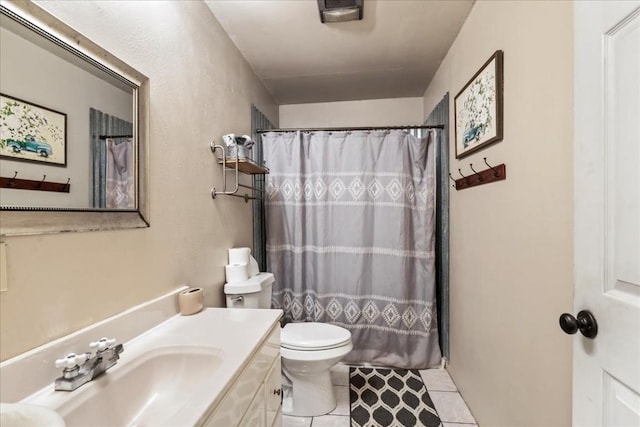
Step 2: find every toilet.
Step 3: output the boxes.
[225,273,353,417]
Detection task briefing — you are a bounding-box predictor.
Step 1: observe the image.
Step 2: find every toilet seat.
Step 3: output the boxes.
[281,322,351,351]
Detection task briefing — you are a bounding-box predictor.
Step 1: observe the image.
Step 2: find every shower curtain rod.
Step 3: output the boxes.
[256,125,444,133]
[98,134,132,140]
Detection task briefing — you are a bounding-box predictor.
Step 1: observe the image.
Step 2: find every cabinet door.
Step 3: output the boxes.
[265,358,282,427]
[239,384,266,427]
[271,411,282,427]
[202,326,280,426]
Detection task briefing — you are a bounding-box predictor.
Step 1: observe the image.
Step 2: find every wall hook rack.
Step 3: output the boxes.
[452,158,506,190]
[0,172,71,193]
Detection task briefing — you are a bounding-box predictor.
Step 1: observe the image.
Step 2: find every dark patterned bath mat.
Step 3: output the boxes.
[350,367,441,427]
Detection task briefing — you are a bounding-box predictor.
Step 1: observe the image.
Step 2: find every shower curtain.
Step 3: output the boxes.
[89,108,133,208]
[105,138,134,209]
[263,130,441,368]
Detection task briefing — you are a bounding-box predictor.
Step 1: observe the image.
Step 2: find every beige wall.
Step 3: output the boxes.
[423,1,573,426]
[279,97,423,128]
[0,1,278,361]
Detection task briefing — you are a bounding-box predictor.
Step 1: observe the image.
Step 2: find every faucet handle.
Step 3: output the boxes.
[90,337,117,352]
[55,353,88,369]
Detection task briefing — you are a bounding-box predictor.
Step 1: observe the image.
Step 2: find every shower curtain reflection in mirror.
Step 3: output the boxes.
[90,108,134,209]
[263,129,441,369]
[105,137,134,209]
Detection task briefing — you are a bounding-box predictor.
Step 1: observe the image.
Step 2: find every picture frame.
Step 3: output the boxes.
[454,50,503,159]
[0,93,67,166]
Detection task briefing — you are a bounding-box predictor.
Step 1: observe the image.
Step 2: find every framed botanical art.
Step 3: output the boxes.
[0,93,67,166]
[454,50,503,159]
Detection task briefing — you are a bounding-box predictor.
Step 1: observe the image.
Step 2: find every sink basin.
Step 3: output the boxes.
[2,305,282,427]
[26,346,221,427]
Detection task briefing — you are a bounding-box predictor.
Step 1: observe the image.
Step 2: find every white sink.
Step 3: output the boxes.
[1,292,282,427]
[25,346,221,427]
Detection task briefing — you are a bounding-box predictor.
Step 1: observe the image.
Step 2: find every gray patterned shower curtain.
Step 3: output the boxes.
[90,108,133,208]
[263,129,441,368]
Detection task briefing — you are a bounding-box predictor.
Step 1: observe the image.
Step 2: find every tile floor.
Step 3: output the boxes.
[282,364,478,427]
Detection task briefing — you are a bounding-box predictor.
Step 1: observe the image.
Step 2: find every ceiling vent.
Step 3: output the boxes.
[317,0,364,23]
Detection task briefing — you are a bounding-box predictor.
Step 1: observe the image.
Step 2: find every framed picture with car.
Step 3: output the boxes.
[0,93,67,166]
[454,50,504,159]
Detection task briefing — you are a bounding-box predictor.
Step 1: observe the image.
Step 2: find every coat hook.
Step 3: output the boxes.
[448,173,456,188]
[484,157,500,177]
[458,168,470,184]
[8,171,18,187]
[470,163,483,181]
[38,174,46,188]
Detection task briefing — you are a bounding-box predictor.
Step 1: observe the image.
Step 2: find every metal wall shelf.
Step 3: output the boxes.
[216,157,269,175]
[210,142,267,202]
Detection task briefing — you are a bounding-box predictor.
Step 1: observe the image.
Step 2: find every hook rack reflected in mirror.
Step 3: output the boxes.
[0,171,70,193]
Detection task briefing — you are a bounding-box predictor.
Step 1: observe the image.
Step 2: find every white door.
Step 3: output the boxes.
[572,1,640,426]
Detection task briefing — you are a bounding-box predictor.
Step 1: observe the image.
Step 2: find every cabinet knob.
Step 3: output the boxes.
[273,388,281,396]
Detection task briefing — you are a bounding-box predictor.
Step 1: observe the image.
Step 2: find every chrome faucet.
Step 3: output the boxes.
[54,337,124,392]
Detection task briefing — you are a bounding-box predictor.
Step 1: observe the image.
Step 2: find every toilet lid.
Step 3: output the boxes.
[281,322,351,351]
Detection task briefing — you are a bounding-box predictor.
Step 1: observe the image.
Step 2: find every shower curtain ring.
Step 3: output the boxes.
[469,163,483,181]
[483,157,500,177]
[458,168,470,184]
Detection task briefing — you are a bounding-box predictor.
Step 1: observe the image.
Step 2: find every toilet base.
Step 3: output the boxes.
[282,367,336,417]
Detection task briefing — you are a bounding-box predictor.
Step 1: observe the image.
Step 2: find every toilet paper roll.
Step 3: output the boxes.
[178,288,204,316]
[228,247,251,265]
[248,256,259,277]
[225,263,249,283]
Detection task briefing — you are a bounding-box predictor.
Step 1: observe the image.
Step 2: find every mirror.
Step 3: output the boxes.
[0,1,149,236]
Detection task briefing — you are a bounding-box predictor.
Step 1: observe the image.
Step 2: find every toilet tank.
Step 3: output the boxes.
[224,272,274,309]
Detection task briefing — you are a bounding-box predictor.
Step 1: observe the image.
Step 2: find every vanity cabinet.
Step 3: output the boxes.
[264,358,282,426]
[203,324,282,426]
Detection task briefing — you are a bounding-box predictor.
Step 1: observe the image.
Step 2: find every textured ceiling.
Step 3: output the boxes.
[205,0,475,104]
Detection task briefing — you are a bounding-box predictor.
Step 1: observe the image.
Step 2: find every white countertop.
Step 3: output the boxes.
[23,308,282,426]
[1,289,282,427]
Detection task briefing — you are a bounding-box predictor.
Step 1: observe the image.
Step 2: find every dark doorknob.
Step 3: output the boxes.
[559,310,598,339]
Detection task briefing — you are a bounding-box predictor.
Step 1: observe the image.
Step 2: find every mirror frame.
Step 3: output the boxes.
[0,0,149,236]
